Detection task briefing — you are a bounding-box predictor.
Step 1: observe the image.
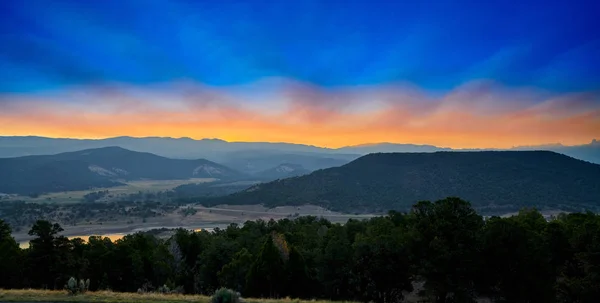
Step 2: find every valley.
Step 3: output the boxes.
[1,146,599,303]
[1,144,598,303]
[2,148,599,239]
[2,2,598,301]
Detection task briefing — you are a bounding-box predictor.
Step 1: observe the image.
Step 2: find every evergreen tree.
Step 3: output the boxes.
[218,248,254,293]
[27,220,68,289]
[0,219,21,289]
[245,236,286,298]
[408,198,483,303]
[287,246,311,299]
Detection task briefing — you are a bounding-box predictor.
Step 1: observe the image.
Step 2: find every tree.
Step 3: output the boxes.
[245,236,287,298]
[84,236,114,291]
[319,224,354,300]
[556,212,600,302]
[478,214,554,302]
[408,198,483,303]
[171,229,207,293]
[196,236,237,295]
[5,202,600,302]
[218,248,254,293]
[352,217,413,303]
[286,246,311,299]
[0,219,21,288]
[27,220,68,289]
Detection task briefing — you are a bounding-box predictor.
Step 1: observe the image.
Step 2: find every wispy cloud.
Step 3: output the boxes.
[1,80,598,148]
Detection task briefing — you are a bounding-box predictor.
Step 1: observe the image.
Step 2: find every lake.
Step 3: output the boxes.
[18,226,216,249]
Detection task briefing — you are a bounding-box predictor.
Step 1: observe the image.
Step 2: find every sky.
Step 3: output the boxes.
[0,0,599,148]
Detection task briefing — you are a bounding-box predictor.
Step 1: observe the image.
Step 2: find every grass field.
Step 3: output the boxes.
[0,289,355,303]
[11,178,216,204]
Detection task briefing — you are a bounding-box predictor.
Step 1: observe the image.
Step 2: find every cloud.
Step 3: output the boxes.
[0,80,598,148]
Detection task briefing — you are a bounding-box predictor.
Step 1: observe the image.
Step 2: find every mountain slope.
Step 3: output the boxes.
[221,151,354,174]
[0,147,242,195]
[511,139,600,164]
[254,163,311,180]
[51,147,241,180]
[215,151,600,213]
[0,158,122,195]
[337,143,450,154]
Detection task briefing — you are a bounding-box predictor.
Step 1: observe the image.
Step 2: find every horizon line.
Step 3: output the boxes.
[0,134,597,150]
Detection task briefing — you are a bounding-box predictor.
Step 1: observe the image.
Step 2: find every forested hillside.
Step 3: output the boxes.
[0,147,242,195]
[1,198,599,302]
[216,151,600,213]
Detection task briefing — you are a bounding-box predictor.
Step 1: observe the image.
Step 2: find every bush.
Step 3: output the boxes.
[211,288,241,303]
[65,277,90,295]
[157,284,170,294]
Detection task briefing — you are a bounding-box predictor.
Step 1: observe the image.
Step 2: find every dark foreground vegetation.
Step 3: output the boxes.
[1,197,599,303]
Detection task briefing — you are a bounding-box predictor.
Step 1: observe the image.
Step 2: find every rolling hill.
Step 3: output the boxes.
[214,151,600,214]
[0,147,242,195]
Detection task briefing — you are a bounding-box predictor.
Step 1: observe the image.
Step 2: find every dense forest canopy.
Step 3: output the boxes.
[1,197,599,303]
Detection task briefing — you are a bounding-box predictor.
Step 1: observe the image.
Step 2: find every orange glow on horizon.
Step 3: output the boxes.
[0,80,598,149]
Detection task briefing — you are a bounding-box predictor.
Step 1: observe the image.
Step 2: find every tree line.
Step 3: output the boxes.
[1,197,599,303]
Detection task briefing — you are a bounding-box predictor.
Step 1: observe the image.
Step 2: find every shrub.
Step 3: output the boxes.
[211,288,241,303]
[65,277,90,295]
[157,284,170,294]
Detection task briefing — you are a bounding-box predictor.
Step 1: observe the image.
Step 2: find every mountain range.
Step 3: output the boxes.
[213,151,600,214]
[2,145,599,215]
[0,136,359,174]
[1,136,599,171]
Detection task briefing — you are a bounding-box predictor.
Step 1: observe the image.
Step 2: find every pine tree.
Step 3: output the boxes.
[245,237,286,298]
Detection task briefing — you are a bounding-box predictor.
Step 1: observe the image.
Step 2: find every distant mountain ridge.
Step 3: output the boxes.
[0,146,242,195]
[0,136,359,174]
[212,151,600,214]
[0,136,598,167]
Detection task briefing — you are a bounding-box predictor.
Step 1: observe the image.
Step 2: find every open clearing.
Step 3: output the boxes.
[7,178,215,204]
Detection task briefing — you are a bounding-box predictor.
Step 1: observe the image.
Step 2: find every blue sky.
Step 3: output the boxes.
[1,0,599,93]
[0,0,599,147]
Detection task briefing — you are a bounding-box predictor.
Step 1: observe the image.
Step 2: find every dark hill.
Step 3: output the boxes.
[215,151,600,213]
[0,147,242,195]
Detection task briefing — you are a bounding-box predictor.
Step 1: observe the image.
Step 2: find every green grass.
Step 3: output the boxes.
[0,289,354,303]
[0,289,209,303]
